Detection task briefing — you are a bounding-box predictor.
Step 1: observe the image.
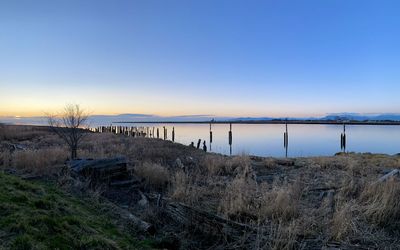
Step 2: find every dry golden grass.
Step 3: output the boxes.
[134,162,170,190]
[0,125,49,141]
[169,170,191,201]
[219,173,258,217]
[259,180,303,222]
[10,148,68,174]
[0,151,12,167]
[202,154,254,178]
[330,201,358,241]
[266,219,300,250]
[201,154,226,175]
[169,169,210,206]
[361,178,400,228]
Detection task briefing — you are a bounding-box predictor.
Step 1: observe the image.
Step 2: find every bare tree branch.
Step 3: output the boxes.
[47,104,90,159]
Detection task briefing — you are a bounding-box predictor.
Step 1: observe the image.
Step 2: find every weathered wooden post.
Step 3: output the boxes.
[209,123,213,151]
[197,139,201,149]
[228,123,233,156]
[152,127,155,138]
[209,123,213,143]
[284,122,289,158]
[172,127,175,142]
[340,123,346,152]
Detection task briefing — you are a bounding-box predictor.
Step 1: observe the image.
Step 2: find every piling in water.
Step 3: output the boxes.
[284,122,289,158]
[340,123,347,152]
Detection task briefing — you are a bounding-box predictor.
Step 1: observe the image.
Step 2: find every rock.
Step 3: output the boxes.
[174,158,185,170]
[137,191,149,208]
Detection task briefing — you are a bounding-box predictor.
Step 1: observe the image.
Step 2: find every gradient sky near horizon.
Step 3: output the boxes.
[1,0,400,117]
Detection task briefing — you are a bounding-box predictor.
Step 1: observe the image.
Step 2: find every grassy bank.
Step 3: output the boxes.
[0,171,152,249]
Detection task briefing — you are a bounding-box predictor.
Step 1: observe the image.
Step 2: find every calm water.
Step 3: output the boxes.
[113,123,400,157]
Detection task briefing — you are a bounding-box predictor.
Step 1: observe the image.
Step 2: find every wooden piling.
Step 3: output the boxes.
[341,123,347,152]
[172,127,175,142]
[209,123,213,143]
[284,122,289,158]
[228,123,232,145]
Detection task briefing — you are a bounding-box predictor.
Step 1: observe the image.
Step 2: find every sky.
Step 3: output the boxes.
[1,0,400,118]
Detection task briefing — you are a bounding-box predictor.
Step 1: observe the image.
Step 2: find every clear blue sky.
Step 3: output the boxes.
[1,0,399,117]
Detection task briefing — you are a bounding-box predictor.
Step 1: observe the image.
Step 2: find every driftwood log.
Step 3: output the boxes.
[67,157,128,173]
[377,169,400,183]
[147,194,257,241]
[165,202,256,236]
[66,157,135,185]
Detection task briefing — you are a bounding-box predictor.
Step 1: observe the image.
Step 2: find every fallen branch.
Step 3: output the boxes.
[377,169,400,183]
[146,194,257,240]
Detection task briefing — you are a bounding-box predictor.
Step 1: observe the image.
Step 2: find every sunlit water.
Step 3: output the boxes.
[2,116,399,157]
[113,123,400,157]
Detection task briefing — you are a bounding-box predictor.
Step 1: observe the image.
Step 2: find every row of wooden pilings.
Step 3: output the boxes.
[90,125,175,140]
[90,122,348,157]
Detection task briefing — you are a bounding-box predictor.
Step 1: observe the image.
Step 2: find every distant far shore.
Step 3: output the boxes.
[114,120,400,125]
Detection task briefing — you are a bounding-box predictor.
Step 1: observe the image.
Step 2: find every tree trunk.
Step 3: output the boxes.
[71,146,77,159]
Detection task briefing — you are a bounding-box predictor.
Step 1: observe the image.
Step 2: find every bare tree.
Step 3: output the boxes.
[47,104,89,159]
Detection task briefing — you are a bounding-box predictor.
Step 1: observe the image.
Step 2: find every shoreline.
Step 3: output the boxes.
[114,120,400,125]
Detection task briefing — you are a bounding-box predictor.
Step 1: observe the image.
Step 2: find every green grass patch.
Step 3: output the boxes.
[0,172,153,249]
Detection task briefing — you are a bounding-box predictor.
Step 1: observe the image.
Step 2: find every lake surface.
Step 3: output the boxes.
[113,123,400,157]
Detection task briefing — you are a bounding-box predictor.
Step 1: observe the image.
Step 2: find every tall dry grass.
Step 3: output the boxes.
[219,172,258,218]
[202,154,252,176]
[0,146,67,176]
[259,180,303,222]
[265,219,300,250]
[0,125,49,141]
[361,178,400,228]
[134,162,170,190]
[330,201,358,241]
[169,169,210,206]
[10,148,68,174]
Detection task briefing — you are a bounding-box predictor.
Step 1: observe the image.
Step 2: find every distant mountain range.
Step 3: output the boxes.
[321,113,400,121]
[231,113,400,122]
[1,113,400,126]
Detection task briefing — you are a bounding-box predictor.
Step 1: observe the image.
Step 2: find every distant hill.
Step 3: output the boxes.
[1,112,400,126]
[322,113,400,121]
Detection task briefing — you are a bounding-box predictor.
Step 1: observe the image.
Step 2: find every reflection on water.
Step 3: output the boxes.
[106,123,400,157]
